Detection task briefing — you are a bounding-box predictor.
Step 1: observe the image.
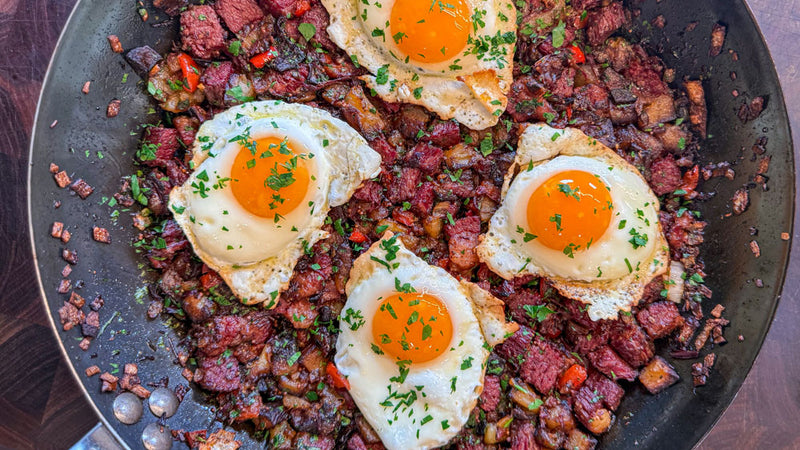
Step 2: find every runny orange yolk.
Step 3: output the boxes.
[230,136,311,220]
[372,291,453,364]
[526,170,613,254]
[389,0,472,64]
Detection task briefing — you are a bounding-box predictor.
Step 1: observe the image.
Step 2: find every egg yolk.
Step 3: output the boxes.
[372,291,453,364]
[389,0,472,64]
[526,170,612,254]
[231,136,311,220]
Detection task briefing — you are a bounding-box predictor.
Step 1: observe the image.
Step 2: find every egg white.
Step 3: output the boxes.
[477,124,669,320]
[321,0,517,130]
[335,233,516,450]
[169,101,381,306]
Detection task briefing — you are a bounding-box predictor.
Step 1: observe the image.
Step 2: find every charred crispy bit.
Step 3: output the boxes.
[154,0,188,15]
[90,295,105,311]
[100,372,119,392]
[54,171,71,188]
[92,226,111,244]
[130,384,152,399]
[709,23,726,56]
[731,187,749,215]
[61,265,72,278]
[107,99,121,118]
[85,365,101,377]
[691,361,709,387]
[638,356,680,394]
[49,163,59,173]
[57,279,71,294]
[738,96,766,123]
[710,304,725,318]
[749,239,761,258]
[684,80,707,137]
[61,229,71,243]
[79,338,92,351]
[199,429,241,450]
[81,81,91,94]
[126,46,163,77]
[107,34,123,53]
[58,302,84,331]
[51,222,64,239]
[70,179,94,199]
[81,311,100,338]
[62,248,78,265]
[69,291,86,308]
[701,161,735,180]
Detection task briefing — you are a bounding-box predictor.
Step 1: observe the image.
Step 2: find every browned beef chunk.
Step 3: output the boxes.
[573,384,613,434]
[289,5,335,50]
[352,180,383,204]
[140,126,180,167]
[260,0,301,17]
[427,119,461,148]
[564,320,610,355]
[505,289,545,327]
[384,168,421,204]
[520,335,569,394]
[573,84,610,116]
[396,105,431,140]
[648,157,682,195]
[586,2,626,46]
[410,182,435,215]
[195,354,241,392]
[506,76,556,122]
[215,0,264,34]
[637,301,683,339]
[200,61,234,107]
[684,80,707,136]
[445,215,481,272]
[195,315,247,357]
[180,6,227,60]
[584,372,624,410]
[480,375,502,412]
[609,322,654,368]
[510,421,539,450]
[125,46,162,77]
[173,116,200,147]
[405,142,443,174]
[587,345,637,381]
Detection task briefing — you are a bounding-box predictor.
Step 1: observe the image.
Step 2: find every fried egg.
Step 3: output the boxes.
[169,101,381,306]
[477,124,669,320]
[335,232,517,450]
[321,0,517,130]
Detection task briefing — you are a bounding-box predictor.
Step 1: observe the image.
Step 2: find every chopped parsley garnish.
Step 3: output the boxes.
[523,304,555,322]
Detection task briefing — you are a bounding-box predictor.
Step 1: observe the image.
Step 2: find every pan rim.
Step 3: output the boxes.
[24,0,796,448]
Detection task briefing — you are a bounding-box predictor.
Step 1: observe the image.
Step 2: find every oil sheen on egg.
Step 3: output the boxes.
[169,101,381,306]
[335,233,517,450]
[321,0,517,130]
[477,124,669,320]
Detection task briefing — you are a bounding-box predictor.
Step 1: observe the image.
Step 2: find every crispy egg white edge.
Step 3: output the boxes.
[335,232,516,450]
[477,124,669,320]
[321,0,516,129]
[168,101,381,306]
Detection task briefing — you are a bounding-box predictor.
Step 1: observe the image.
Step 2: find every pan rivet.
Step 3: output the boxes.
[141,422,172,450]
[112,392,143,425]
[148,387,180,418]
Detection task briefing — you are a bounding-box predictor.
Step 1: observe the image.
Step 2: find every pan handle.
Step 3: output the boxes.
[70,423,125,450]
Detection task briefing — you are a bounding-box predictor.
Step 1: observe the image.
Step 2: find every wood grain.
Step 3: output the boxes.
[0,0,797,448]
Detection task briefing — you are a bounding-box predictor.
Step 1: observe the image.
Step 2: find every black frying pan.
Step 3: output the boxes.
[28,0,794,448]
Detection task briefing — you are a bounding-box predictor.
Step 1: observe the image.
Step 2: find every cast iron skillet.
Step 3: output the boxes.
[28,0,794,448]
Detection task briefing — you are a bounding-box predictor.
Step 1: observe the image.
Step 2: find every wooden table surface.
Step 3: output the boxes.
[1,0,798,448]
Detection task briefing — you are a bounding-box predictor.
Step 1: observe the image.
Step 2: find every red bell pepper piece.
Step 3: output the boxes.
[557,364,588,392]
[250,46,279,69]
[569,45,586,64]
[293,0,311,16]
[326,362,350,390]
[177,53,201,93]
[349,230,368,244]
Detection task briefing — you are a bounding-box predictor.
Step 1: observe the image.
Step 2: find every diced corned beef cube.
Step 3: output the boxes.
[649,157,682,195]
[70,179,94,199]
[396,104,430,140]
[504,289,544,327]
[405,142,443,174]
[292,5,334,49]
[59,302,84,331]
[584,372,624,410]
[564,320,609,355]
[637,301,683,339]
[498,325,534,363]
[586,2,626,46]
[510,421,538,450]
[195,354,240,392]
[215,0,264,34]
[445,216,481,272]
[195,315,247,357]
[520,335,568,394]
[294,433,334,450]
[92,227,111,244]
[480,375,501,412]
[625,61,668,97]
[609,322,654,368]
[427,119,461,148]
[410,182,435,215]
[352,180,383,204]
[573,384,613,434]
[141,126,180,166]
[368,136,397,165]
[173,116,200,147]
[54,171,71,188]
[384,168,421,203]
[200,61,234,107]
[180,5,227,60]
[259,0,300,16]
[587,345,637,381]
[347,434,368,450]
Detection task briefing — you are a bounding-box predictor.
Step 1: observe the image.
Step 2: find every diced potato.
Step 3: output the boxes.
[639,355,680,394]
